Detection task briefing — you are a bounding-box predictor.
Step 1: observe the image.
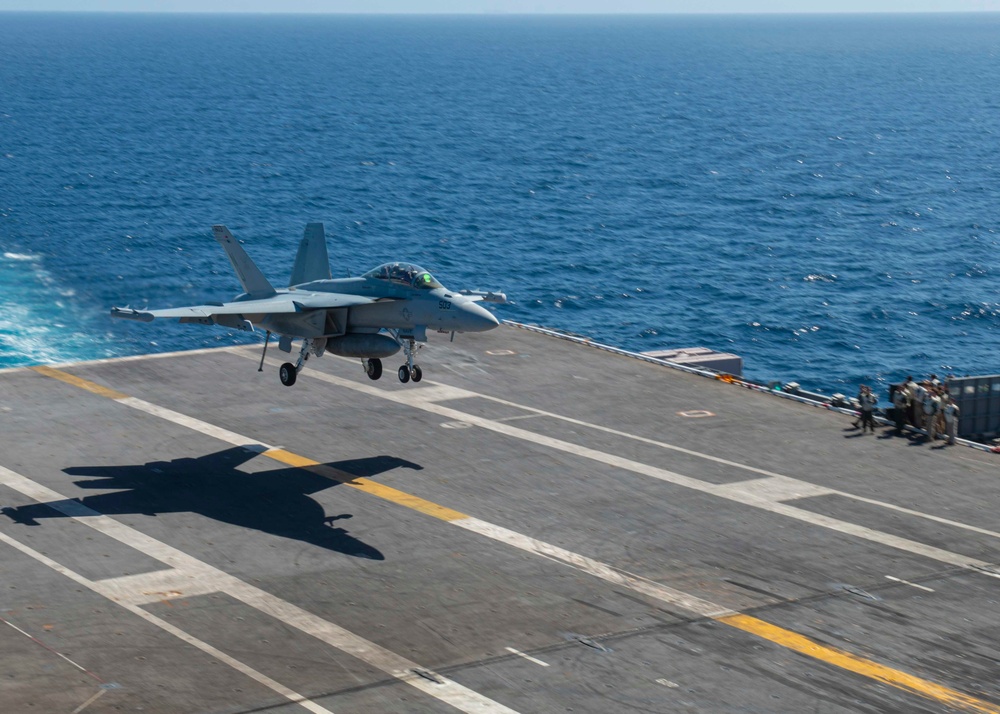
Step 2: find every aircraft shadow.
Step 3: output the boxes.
[2,448,424,561]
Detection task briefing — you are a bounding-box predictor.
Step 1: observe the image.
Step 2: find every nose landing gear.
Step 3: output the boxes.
[395,334,422,383]
[397,364,422,383]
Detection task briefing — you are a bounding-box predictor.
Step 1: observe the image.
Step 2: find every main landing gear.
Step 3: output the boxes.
[279,362,297,386]
[257,331,300,387]
[279,337,325,387]
[365,358,383,381]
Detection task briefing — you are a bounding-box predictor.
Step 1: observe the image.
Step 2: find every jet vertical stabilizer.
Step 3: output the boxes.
[212,225,277,299]
[290,222,332,287]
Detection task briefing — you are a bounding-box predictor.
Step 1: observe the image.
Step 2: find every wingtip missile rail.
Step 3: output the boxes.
[458,289,508,304]
[110,307,155,322]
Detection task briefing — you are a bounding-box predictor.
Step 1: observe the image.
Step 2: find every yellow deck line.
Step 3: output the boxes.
[720,614,1000,713]
[263,449,467,521]
[31,365,130,400]
[30,365,1000,713]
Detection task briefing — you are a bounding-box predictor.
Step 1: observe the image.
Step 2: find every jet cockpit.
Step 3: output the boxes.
[363,262,443,289]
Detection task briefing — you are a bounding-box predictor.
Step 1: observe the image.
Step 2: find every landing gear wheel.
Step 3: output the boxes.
[279,362,297,387]
[365,358,383,381]
[398,365,411,383]
[411,365,422,382]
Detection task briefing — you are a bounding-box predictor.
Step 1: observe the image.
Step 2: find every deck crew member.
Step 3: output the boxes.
[891,385,909,434]
[936,388,949,437]
[858,385,878,434]
[904,375,918,425]
[851,384,868,429]
[923,387,941,441]
[942,396,960,446]
[910,380,927,430]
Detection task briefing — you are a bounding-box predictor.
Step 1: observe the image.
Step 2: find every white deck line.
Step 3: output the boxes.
[452,518,733,619]
[503,647,549,667]
[0,465,520,714]
[84,348,1000,546]
[318,350,1000,544]
[45,351,1000,600]
[0,521,335,714]
[84,388,739,618]
[245,355,998,572]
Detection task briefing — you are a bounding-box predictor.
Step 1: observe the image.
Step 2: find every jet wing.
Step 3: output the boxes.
[111,292,375,322]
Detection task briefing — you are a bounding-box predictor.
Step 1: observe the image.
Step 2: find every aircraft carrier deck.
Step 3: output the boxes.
[3,323,1000,714]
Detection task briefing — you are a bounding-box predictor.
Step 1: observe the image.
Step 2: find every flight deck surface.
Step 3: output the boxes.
[2,325,1000,713]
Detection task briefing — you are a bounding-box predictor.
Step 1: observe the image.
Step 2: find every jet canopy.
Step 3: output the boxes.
[363,262,443,289]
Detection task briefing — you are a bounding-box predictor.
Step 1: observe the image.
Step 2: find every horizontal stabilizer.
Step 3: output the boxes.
[290,222,332,286]
[213,225,277,299]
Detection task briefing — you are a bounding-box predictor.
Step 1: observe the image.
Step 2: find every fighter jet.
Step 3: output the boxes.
[112,223,505,386]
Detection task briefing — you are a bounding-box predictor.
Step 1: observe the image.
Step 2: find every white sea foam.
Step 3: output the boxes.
[0,251,110,368]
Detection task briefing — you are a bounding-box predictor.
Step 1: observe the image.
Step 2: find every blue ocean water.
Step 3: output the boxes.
[2,13,999,394]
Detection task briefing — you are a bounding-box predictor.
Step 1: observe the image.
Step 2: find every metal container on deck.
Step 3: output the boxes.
[946,374,1000,439]
[641,347,743,377]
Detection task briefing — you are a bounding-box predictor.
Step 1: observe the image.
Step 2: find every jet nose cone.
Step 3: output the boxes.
[459,300,500,332]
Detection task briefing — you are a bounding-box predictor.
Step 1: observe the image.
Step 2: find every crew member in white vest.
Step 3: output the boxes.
[923,387,941,442]
[910,380,927,430]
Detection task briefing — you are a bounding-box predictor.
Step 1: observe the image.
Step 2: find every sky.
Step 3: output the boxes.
[2,1,1000,13]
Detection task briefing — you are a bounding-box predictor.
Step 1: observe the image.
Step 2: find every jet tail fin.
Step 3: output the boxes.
[289,222,332,286]
[212,225,277,299]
